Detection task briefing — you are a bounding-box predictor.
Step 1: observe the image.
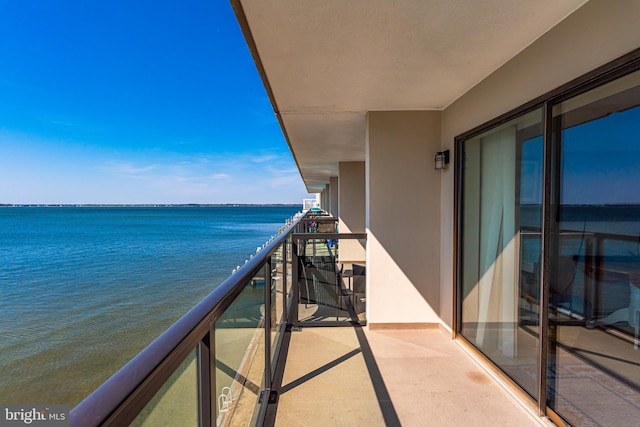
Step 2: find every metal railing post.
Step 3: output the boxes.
[209,321,216,426]
[282,238,288,323]
[292,238,299,327]
[264,257,272,388]
[197,332,212,427]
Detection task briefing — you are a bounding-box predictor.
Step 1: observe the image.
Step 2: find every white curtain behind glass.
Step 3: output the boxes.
[475,127,518,357]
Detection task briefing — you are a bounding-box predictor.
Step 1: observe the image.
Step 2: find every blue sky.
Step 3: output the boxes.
[0,1,309,204]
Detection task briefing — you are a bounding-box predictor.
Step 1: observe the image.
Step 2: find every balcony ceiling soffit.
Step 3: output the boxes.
[238,0,588,188]
[281,111,366,184]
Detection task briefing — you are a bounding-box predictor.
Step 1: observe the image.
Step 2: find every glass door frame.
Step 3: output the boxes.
[453,47,640,425]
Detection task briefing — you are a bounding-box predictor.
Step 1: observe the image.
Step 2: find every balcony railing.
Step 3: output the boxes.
[519,226,640,345]
[292,231,367,327]
[70,210,367,426]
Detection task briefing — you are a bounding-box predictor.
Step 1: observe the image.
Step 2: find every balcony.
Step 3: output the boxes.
[70,210,543,426]
[267,326,543,426]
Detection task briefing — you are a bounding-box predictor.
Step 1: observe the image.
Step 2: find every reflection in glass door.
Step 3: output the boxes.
[459,67,640,426]
[548,70,640,426]
[460,108,543,400]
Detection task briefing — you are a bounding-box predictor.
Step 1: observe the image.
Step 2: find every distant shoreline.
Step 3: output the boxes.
[0,203,302,208]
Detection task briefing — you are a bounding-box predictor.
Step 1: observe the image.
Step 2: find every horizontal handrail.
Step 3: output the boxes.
[292,232,367,241]
[70,213,305,426]
[520,226,640,243]
[299,216,336,222]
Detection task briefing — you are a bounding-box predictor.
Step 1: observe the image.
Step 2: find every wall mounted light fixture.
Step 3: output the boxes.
[434,149,450,170]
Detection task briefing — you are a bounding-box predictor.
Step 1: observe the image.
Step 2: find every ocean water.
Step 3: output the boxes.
[519,204,640,259]
[0,206,299,406]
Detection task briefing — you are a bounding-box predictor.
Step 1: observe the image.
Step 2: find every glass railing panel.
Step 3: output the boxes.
[295,234,366,324]
[214,267,266,426]
[70,215,305,426]
[337,239,367,321]
[285,238,293,311]
[298,238,343,322]
[130,349,198,426]
[270,243,285,366]
[338,237,367,323]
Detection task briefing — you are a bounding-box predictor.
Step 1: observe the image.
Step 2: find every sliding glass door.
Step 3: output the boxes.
[458,66,640,425]
[547,69,640,426]
[460,108,543,400]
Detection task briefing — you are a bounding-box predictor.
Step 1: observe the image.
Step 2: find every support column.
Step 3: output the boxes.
[366,111,442,325]
[329,176,339,218]
[338,162,366,264]
[319,189,326,211]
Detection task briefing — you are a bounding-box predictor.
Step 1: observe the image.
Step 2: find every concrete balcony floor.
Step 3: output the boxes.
[271,326,550,426]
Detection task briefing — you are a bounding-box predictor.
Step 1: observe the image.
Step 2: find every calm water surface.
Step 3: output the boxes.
[0,206,299,406]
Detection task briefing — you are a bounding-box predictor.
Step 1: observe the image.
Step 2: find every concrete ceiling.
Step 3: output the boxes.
[234,0,588,191]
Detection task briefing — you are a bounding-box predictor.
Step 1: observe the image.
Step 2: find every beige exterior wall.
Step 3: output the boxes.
[338,162,365,233]
[438,0,640,328]
[338,162,366,264]
[323,184,330,212]
[366,111,442,324]
[319,190,326,211]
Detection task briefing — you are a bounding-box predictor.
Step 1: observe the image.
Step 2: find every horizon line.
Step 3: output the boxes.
[0,203,303,207]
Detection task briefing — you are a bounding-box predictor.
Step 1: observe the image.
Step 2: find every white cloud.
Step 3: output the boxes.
[102,162,157,179]
[266,166,299,175]
[249,154,279,163]
[269,174,301,187]
[0,121,309,204]
[207,173,231,180]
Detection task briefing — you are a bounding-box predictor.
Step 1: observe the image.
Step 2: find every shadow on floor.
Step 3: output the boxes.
[264,323,401,426]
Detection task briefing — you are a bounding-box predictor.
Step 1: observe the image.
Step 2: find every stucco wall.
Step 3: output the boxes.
[338,162,366,263]
[439,0,640,328]
[329,176,339,217]
[338,162,365,233]
[367,110,442,324]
